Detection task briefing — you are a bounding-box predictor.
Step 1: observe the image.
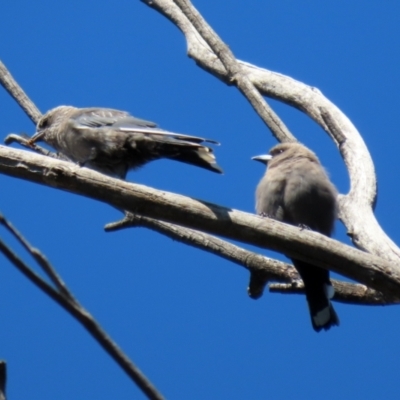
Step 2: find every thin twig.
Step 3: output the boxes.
[269,280,395,306]
[0,213,75,301]
[4,134,57,158]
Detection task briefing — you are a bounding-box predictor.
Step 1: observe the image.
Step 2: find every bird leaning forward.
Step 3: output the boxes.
[29,106,223,179]
[252,142,339,332]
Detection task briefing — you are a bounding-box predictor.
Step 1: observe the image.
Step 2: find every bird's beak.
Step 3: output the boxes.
[251,154,272,165]
[28,130,46,145]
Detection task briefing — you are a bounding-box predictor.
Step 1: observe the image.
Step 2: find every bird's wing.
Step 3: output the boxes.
[70,108,157,129]
[118,126,220,145]
[70,108,220,145]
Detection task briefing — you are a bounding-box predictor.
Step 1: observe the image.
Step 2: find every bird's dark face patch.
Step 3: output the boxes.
[37,115,50,130]
[267,142,320,169]
[270,146,285,157]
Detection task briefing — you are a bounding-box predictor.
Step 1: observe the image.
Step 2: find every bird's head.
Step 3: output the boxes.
[252,142,319,168]
[29,106,75,144]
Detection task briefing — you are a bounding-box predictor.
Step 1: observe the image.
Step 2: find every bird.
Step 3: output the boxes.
[252,142,339,332]
[29,106,223,179]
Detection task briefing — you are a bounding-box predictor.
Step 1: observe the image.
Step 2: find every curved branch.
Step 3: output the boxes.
[141,0,400,264]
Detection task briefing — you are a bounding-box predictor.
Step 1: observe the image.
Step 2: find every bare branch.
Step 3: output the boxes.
[0,61,41,124]
[141,0,400,265]
[0,213,77,301]
[4,133,58,158]
[105,213,395,305]
[1,146,399,299]
[270,280,395,306]
[105,212,293,280]
[170,0,294,142]
[0,215,164,400]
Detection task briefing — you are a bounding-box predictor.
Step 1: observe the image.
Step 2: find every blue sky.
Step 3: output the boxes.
[1,1,400,399]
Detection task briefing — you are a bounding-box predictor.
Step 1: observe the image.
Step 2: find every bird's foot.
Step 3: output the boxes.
[259,212,272,218]
[298,223,312,231]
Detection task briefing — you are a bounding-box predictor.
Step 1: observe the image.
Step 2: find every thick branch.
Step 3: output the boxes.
[1,146,399,299]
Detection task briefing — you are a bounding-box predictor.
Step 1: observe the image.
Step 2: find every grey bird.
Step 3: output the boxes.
[29,106,223,179]
[253,142,339,332]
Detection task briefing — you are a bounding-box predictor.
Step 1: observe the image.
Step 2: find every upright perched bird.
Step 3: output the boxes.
[253,142,339,332]
[29,106,223,179]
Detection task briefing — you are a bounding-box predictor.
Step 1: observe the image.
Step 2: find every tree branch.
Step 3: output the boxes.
[171,0,294,143]
[269,280,394,306]
[105,213,396,305]
[1,145,399,300]
[0,61,41,124]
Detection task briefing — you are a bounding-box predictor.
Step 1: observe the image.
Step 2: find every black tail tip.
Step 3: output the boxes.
[311,304,340,332]
[211,163,224,174]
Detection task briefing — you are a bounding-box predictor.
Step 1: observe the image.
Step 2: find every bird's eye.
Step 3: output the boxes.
[272,148,284,156]
[37,117,49,130]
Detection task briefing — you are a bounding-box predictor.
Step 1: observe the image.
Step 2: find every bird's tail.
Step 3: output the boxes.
[292,259,339,332]
[166,145,223,174]
[126,133,223,173]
